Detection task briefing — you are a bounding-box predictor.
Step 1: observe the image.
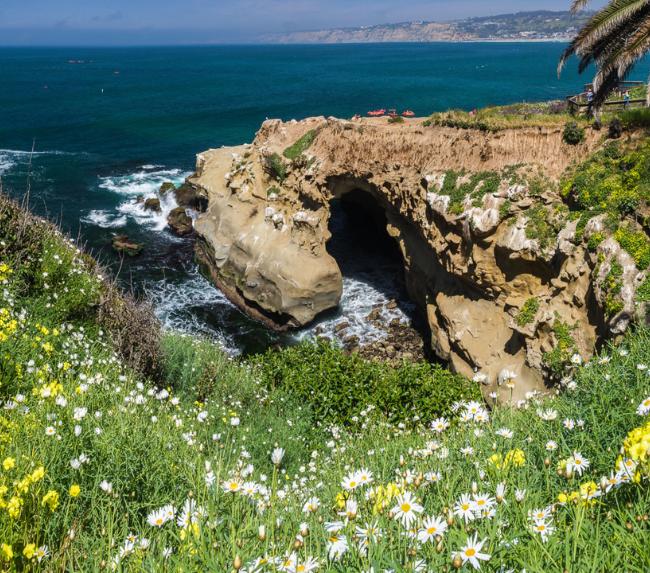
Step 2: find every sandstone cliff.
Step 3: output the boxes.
[189,116,646,401]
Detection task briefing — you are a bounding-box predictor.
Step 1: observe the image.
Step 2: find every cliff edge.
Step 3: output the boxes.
[188,116,646,400]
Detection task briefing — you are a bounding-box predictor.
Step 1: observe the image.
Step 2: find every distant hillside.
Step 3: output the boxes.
[266,10,593,44]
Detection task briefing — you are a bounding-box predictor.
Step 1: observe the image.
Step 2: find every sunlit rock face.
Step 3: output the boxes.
[190,116,644,400]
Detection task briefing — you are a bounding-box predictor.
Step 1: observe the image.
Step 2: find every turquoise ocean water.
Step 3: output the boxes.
[0,43,601,352]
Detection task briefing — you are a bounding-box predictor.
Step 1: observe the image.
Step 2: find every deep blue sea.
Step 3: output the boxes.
[0,43,604,353]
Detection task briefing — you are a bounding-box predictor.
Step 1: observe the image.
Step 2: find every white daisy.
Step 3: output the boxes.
[454,534,491,570]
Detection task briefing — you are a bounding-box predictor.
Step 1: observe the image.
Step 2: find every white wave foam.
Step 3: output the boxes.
[116,188,181,231]
[98,168,187,197]
[0,149,75,176]
[0,155,16,176]
[296,273,414,346]
[80,210,127,229]
[95,167,191,231]
[145,270,237,353]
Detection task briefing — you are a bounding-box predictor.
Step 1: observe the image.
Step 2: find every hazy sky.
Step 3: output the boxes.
[0,0,605,45]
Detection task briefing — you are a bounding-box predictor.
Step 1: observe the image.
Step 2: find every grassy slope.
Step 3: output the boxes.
[0,179,649,572]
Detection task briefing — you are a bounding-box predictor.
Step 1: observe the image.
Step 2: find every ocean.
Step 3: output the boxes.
[0,42,594,354]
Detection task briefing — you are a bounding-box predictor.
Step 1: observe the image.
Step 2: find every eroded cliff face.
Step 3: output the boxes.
[190,117,646,400]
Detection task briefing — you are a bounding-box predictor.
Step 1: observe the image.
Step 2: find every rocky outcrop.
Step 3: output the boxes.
[143,197,161,213]
[190,116,646,400]
[167,207,193,236]
[112,234,143,256]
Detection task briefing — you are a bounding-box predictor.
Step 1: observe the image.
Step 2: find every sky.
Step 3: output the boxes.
[0,0,606,45]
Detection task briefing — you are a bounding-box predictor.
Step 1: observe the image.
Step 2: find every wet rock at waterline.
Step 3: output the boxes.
[188,116,646,400]
[143,197,161,213]
[167,207,193,236]
[159,181,176,196]
[174,181,208,212]
[111,234,143,256]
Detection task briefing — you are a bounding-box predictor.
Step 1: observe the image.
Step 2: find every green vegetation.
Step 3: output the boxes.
[561,138,650,269]
[266,185,281,197]
[542,318,578,378]
[636,275,650,303]
[562,121,585,145]
[252,341,479,426]
[264,152,287,182]
[1,193,650,571]
[424,101,582,132]
[603,261,625,317]
[283,129,317,161]
[499,199,512,220]
[524,203,567,250]
[620,107,650,130]
[436,170,501,215]
[614,224,650,269]
[387,115,404,124]
[515,298,540,327]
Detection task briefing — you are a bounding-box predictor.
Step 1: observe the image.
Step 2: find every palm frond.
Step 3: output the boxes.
[558,0,650,75]
[571,0,592,13]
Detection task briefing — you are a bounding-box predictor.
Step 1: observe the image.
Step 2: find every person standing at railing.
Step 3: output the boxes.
[624,91,631,109]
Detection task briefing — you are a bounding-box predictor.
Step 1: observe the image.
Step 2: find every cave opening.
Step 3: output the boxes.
[323,188,429,354]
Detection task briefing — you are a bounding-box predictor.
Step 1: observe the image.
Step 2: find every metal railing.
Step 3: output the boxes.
[567,81,647,115]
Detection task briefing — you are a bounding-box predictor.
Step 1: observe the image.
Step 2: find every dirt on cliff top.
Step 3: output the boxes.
[258,116,602,181]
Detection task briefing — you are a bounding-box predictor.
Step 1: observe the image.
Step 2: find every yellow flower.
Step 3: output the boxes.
[557,492,568,504]
[69,484,80,498]
[504,448,526,468]
[22,544,36,560]
[42,490,59,511]
[30,466,45,483]
[7,496,22,519]
[1,544,12,561]
[2,457,15,471]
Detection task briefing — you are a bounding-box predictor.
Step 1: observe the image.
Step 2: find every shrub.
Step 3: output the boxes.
[608,118,623,139]
[602,261,625,316]
[524,204,565,249]
[283,129,317,160]
[515,298,540,327]
[614,225,650,269]
[252,340,479,426]
[97,282,161,380]
[437,170,501,215]
[563,121,586,145]
[636,276,650,303]
[387,115,404,124]
[542,318,578,378]
[499,199,512,220]
[620,107,650,129]
[0,192,161,379]
[263,153,287,182]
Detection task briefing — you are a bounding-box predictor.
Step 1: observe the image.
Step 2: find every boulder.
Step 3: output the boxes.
[159,182,175,196]
[175,182,208,212]
[143,197,161,213]
[167,207,193,236]
[111,235,143,257]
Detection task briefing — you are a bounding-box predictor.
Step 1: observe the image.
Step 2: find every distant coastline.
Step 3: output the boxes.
[264,10,590,45]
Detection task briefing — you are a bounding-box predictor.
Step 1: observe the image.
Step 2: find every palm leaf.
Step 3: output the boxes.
[558,0,650,75]
[571,0,592,12]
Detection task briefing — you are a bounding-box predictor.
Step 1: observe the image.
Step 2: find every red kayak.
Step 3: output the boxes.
[402,110,415,117]
[367,109,386,117]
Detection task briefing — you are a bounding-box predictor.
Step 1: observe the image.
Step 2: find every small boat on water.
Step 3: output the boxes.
[387,108,398,118]
[367,109,386,117]
[402,110,415,117]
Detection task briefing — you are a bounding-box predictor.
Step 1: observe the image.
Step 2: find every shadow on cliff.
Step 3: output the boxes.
[324,189,430,341]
